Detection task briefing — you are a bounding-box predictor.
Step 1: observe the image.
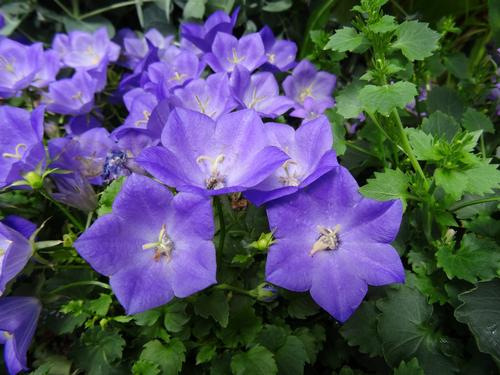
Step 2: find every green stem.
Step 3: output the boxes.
[451,196,500,212]
[346,141,379,158]
[391,109,430,190]
[71,0,80,17]
[214,196,226,253]
[300,0,337,58]
[214,283,253,297]
[79,0,153,20]
[40,191,84,231]
[53,0,74,18]
[85,211,94,230]
[49,280,111,295]
[480,134,487,159]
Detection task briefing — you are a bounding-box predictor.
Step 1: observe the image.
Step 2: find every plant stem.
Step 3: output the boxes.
[214,196,226,253]
[53,0,74,18]
[71,0,80,17]
[391,109,430,191]
[40,191,84,231]
[451,196,500,212]
[49,281,111,295]
[214,283,253,297]
[79,0,154,20]
[346,141,379,158]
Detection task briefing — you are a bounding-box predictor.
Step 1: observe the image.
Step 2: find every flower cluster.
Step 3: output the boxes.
[0,8,405,373]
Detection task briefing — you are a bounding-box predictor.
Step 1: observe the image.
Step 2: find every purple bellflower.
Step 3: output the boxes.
[74,174,217,314]
[1,216,36,240]
[31,49,60,89]
[283,60,336,118]
[205,32,266,73]
[245,116,338,206]
[120,28,173,69]
[0,12,4,29]
[265,166,405,322]
[52,28,120,70]
[0,106,45,189]
[0,39,42,98]
[230,66,293,118]
[137,108,289,196]
[259,26,297,72]
[119,88,158,131]
[43,71,97,116]
[65,113,102,136]
[0,297,41,375]
[0,220,34,295]
[50,172,98,212]
[180,8,239,52]
[171,73,237,120]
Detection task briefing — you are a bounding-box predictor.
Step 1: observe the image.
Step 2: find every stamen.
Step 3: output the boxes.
[278,160,301,187]
[298,84,314,103]
[142,224,175,262]
[266,53,276,64]
[134,110,151,127]
[310,224,341,256]
[228,48,245,64]
[2,143,27,160]
[196,154,227,189]
[72,91,85,104]
[170,72,187,82]
[0,55,15,73]
[248,88,267,109]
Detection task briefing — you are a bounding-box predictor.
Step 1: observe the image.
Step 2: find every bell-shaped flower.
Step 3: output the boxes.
[43,71,98,116]
[230,66,293,118]
[265,167,405,322]
[119,88,158,131]
[205,32,266,73]
[52,28,120,70]
[0,39,42,98]
[50,172,98,213]
[137,108,289,196]
[180,8,239,52]
[0,106,45,189]
[31,49,60,89]
[171,73,237,120]
[245,116,338,206]
[74,174,216,314]
[0,297,41,375]
[259,26,297,72]
[283,60,336,118]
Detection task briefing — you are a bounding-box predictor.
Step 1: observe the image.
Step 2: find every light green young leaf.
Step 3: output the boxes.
[324,27,369,52]
[463,161,500,196]
[393,21,440,61]
[359,169,408,207]
[335,81,364,119]
[405,128,438,161]
[369,15,398,33]
[183,0,206,19]
[434,168,468,201]
[196,345,217,365]
[231,345,278,375]
[359,81,417,116]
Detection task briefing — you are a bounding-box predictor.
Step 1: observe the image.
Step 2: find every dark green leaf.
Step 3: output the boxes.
[462,108,495,134]
[393,358,425,375]
[163,301,189,333]
[421,111,460,141]
[194,291,229,327]
[393,21,440,61]
[426,87,464,119]
[275,336,308,375]
[139,339,186,375]
[196,345,217,365]
[231,345,278,375]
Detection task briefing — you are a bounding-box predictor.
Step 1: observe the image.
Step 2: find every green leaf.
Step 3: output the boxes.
[462,108,495,134]
[393,358,425,375]
[183,0,207,19]
[194,291,229,327]
[97,176,125,216]
[340,301,383,357]
[87,294,112,317]
[489,0,500,45]
[436,234,500,283]
[231,345,278,375]
[455,279,500,360]
[132,360,160,375]
[262,0,292,12]
[275,336,308,375]
[406,128,438,161]
[196,345,217,365]
[0,2,31,36]
[163,301,189,332]
[443,53,469,80]
[421,111,460,142]
[335,81,364,119]
[392,21,440,61]
[286,293,320,319]
[294,326,325,364]
[326,109,347,156]
[426,87,464,120]
[434,168,468,201]
[135,0,144,28]
[139,339,186,375]
[463,161,500,196]
[377,285,458,374]
[72,329,125,375]
[258,325,288,352]
[324,27,369,52]
[359,169,408,206]
[63,16,115,38]
[359,82,417,116]
[369,15,398,33]
[134,309,162,326]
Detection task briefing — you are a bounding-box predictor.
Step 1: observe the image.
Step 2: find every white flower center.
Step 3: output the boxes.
[278,160,302,187]
[196,154,226,190]
[142,224,174,262]
[310,225,341,256]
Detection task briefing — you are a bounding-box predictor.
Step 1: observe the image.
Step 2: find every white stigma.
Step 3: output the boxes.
[196,154,227,190]
[278,160,301,187]
[142,224,174,262]
[310,225,341,256]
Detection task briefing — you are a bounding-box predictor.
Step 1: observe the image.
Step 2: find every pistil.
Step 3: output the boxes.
[310,225,341,256]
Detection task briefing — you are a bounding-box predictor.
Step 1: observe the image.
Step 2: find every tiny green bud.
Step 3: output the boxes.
[63,232,77,248]
[23,171,44,189]
[251,283,279,302]
[249,232,275,252]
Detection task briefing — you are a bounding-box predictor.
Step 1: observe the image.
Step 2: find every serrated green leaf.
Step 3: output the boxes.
[97,176,125,216]
[132,359,161,375]
[455,279,500,360]
[87,294,112,317]
[163,301,189,332]
[294,326,325,364]
[231,345,278,375]
[369,15,398,33]
[134,309,162,326]
[183,0,206,19]
[393,21,440,61]
[194,291,229,327]
[359,82,417,116]
[275,336,308,375]
[405,128,438,160]
[324,27,369,52]
[258,325,288,352]
[434,168,468,200]
[359,169,408,206]
[462,108,495,134]
[196,345,217,365]
[426,87,464,120]
[421,111,460,142]
[326,108,347,156]
[335,81,364,119]
[436,234,500,283]
[140,339,186,375]
[340,301,383,357]
[463,161,500,196]
[377,285,458,374]
[286,293,320,319]
[393,358,425,375]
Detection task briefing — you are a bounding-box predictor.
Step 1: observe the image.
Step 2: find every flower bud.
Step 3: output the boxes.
[249,232,275,252]
[252,283,279,302]
[23,171,44,189]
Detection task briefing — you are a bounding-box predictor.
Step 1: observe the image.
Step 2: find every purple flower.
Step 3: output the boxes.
[283,60,336,118]
[31,49,60,89]
[245,116,338,206]
[52,28,120,70]
[0,297,41,375]
[230,66,293,118]
[65,113,102,135]
[265,167,404,322]
[0,39,42,98]
[120,28,173,69]
[50,172,98,212]
[74,174,216,314]
[171,73,237,119]
[1,216,36,240]
[0,106,45,189]
[180,8,239,52]
[43,71,97,116]
[137,108,289,196]
[259,26,297,72]
[205,32,266,73]
[0,221,34,295]
[0,13,4,30]
[119,88,158,130]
